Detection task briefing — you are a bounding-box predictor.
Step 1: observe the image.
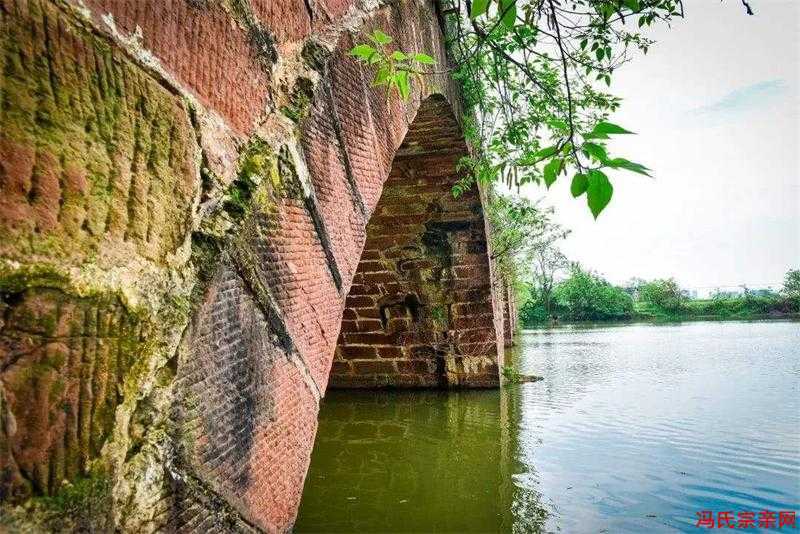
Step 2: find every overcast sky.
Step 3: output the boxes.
[522,0,799,294]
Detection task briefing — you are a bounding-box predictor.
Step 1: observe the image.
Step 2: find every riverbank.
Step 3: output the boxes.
[521,297,800,328]
[522,311,800,329]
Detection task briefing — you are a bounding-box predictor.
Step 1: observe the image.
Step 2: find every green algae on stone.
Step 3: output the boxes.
[0,0,198,267]
[0,471,113,533]
[281,77,315,124]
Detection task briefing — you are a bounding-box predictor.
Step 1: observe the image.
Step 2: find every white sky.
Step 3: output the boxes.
[521,0,800,294]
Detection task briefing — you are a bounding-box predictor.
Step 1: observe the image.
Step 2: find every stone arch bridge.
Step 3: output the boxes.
[0,0,515,530]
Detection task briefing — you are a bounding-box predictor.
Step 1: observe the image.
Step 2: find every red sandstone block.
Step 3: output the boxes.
[343,332,393,345]
[361,272,398,285]
[347,284,375,296]
[377,346,404,359]
[452,289,492,304]
[251,0,311,42]
[345,295,374,308]
[379,283,406,296]
[360,249,381,260]
[356,308,381,319]
[82,0,269,135]
[330,361,352,375]
[354,360,396,375]
[340,320,359,333]
[356,319,383,333]
[396,360,431,374]
[452,315,495,330]
[452,302,491,317]
[340,345,378,360]
[356,260,386,273]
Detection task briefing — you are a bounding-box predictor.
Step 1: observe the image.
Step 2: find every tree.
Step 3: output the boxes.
[553,264,633,320]
[486,193,568,310]
[531,244,569,315]
[782,269,800,298]
[350,1,753,217]
[638,278,686,313]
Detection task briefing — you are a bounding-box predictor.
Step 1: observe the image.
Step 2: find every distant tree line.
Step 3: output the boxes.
[487,194,799,326]
[519,267,800,325]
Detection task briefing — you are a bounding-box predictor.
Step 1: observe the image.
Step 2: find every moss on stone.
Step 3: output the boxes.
[0,471,112,532]
[281,77,315,123]
[302,40,330,73]
[0,0,198,266]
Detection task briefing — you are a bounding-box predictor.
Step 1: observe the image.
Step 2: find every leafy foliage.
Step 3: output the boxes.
[350,30,436,101]
[782,268,800,298]
[637,278,687,312]
[552,265,634,320]
[351,1,749,217]
[486,194,569,317]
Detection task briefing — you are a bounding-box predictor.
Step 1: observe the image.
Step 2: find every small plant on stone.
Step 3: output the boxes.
[502,365,542,385]
[349,30,436,101]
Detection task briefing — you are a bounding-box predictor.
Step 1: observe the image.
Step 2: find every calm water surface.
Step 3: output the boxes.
[296,321,800,532]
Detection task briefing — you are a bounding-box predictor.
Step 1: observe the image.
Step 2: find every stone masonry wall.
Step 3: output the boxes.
[330,98,500,388]
[0,0,512,531]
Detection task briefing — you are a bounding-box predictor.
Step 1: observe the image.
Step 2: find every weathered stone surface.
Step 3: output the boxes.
[0,286,147,500]
[0,0,199,268]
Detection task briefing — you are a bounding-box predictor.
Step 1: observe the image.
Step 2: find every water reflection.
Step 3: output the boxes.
[297,320,800,533]
[295,387,547,532]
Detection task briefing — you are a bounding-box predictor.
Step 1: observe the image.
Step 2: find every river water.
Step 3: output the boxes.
[295,321,800,533]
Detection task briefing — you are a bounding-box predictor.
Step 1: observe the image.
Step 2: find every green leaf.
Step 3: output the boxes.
[414,53,436,65]
[500,0,517,28]
[519,145,559,165]
[370,30,393,45]
[587,170,613,218]
[373,66,391,86]
[592,121,635,135]
[571,173,588,197]
[391,50,407,61]
[596,48,604,61]
[543,158,563,189]
[350,44,376,60]
[582,142,608,163]
[396,70,411,100]
[583,131,610,140]
[548,118,567,130]
[623,0,640,11]
[470,0,490,18]
[605,157,652,176]
[580,39,588,50]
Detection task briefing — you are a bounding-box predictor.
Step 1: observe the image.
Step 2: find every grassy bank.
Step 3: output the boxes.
[632,297,800,322]
[521,295,800,327]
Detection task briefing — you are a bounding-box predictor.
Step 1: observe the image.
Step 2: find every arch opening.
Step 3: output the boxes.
[328,96,502,389]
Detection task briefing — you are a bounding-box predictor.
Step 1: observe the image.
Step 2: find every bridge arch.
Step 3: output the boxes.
[330,95,501,389]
